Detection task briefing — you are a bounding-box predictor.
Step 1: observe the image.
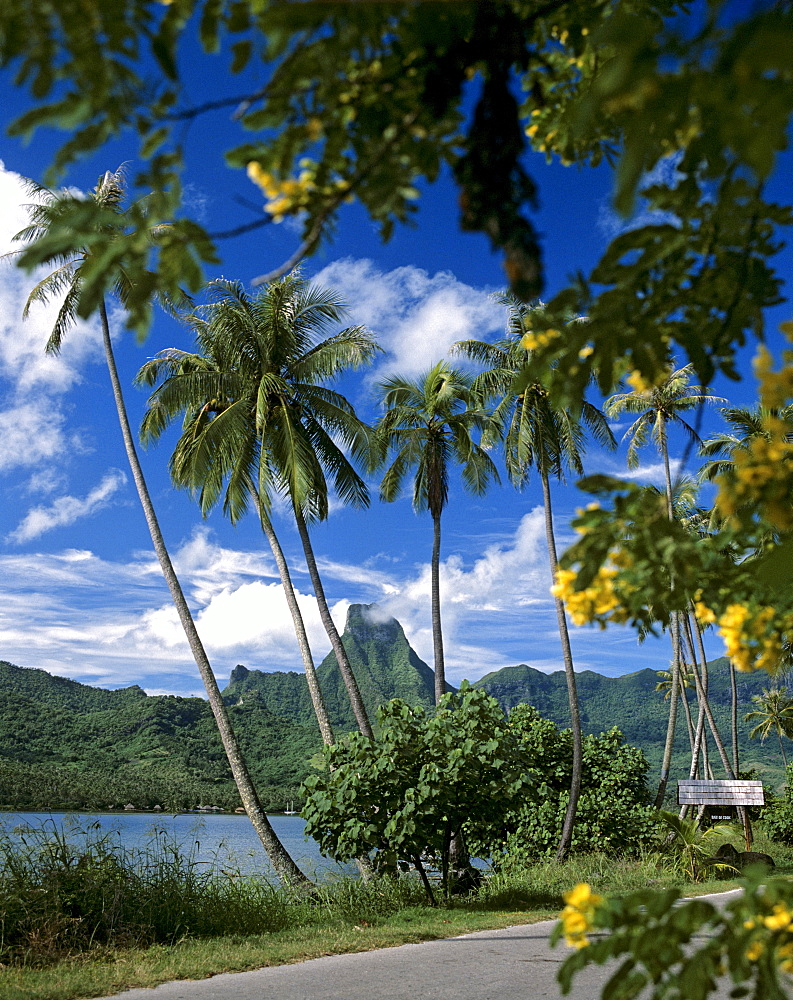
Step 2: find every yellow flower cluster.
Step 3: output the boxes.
[625,370,654,394]
[693,597,717,626]
[560,883,603,949]
[712,345,793,529]
[552,564,629,627]
[764,904,793,932]
[745,902,793,970]
[755,344,793,410]
[522,328,560,352]
[717,602,788,674]
[246,161,352,222]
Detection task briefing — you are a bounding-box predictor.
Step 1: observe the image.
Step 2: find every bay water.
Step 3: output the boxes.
[0,811,356,882]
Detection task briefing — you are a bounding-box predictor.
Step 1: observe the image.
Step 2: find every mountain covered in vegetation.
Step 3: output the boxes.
[0,603,787,812]
[474,660,782,778]
[224,603,440,730]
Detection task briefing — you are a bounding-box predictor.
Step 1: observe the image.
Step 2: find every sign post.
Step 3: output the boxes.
[678,779,764,849]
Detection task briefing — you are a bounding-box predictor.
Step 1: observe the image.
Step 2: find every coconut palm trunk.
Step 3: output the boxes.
[431,508,446,705]
[293,506,374,739]
[729,658,740,775]
[538,463,583,860]
[655,416,683,807]
[257,503,335,746]
[99,301,310,888]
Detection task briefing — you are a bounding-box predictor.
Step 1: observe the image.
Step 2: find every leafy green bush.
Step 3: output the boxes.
[759,764,793,844]
[302,685,531,902]
[473,704,656,865]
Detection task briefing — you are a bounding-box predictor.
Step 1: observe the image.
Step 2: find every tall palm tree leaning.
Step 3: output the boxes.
[456,297,615,861]
[137,345,335,748]
[605,364,725,808]
[371,361,499,705]
[137,274,378,741]
[11,170,310,888]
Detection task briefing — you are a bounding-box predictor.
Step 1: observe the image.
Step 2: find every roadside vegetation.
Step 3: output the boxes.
[0,813,790,1000]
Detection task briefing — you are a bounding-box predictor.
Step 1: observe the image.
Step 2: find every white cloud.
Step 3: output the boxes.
[7,469,127,543]
[597,152,684,240]
[0,509,689,694]
[0,162,104,478]
[311,259,506,380]
[376,509,552,680]
[25,468,67,496]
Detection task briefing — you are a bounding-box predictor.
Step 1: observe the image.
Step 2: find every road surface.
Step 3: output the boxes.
[87,890,756,1000]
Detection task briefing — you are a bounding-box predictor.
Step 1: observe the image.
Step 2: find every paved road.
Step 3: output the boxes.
[88,890,752,1000]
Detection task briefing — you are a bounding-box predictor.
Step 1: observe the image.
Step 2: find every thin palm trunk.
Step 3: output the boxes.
[729,658,740,775]
[259,508,373,877]
[683,613,735,778]
[539,467,582,860]
[778,731,789,767]
[655,417,682,808]
[257,503,335,746]
[293,505,374,739]
[99,301,310,889]
[431,509,446,705]
[679,671,697,759]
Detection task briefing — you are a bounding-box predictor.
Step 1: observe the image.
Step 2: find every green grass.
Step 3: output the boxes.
[2,820,792,1000]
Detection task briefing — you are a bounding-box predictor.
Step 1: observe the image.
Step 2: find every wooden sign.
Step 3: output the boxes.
[677,779,765,806]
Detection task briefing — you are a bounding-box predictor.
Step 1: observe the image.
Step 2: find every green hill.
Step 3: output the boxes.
[475,659,787,785]
[0,603,789,812]
[0,661,320,813]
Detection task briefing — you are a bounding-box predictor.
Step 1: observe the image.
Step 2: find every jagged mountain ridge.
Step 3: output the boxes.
[224,602,443,730]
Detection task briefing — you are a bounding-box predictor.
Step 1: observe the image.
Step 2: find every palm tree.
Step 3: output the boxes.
[11,170,310,888]
[699,404,793,486]
[456,298,615,860]
[745,687,793,766]
[137,342,336,747]
[371,361,499,705]
[137,274,378,740]
[605,365,725,808]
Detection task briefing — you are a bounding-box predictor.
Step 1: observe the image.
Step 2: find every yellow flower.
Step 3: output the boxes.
[764,905,793,932]
[746,940,765,962]
[625,370,653,394]
[694,600,716,625]
[522,328,559,352]
[564,883,602,910]
[559,883,603,949]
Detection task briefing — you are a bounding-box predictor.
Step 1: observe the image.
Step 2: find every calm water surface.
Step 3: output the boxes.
[0,811,356,881]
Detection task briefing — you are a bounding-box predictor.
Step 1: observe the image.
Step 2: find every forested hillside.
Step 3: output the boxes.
[0,604,788,812]
[0,660,319,812]
[475,660,785,782]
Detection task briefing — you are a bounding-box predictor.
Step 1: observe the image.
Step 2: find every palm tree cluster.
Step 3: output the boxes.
[13,168,793,882]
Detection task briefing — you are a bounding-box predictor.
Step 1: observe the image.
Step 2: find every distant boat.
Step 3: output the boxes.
[284,802,297,816]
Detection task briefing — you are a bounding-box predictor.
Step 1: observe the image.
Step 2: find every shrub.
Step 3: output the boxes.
[471,704,656,865]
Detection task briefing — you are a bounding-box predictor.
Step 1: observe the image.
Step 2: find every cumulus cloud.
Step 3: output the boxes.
[376,509,552,680]
[0,162,104,478]
[7,469,127,543]
[311,259,506,380]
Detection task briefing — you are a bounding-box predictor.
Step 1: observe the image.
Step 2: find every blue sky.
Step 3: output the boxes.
[0,47,790,697]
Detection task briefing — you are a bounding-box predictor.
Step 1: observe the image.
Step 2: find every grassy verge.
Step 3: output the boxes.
[1,822,791,1000]
[0,905,555,1000]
